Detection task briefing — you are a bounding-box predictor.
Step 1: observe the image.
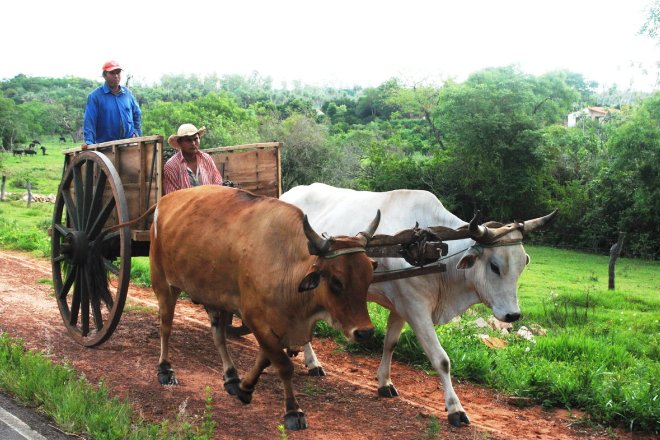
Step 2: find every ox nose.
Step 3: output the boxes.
[353,328,374,343]
[504,312,521,322]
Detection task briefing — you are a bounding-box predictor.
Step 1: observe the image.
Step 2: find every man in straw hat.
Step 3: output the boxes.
[83,60,142,147]
[163,123,223,195]
[163,123,249,335]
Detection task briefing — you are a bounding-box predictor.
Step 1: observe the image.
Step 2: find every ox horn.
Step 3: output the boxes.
[522,209,559,234]
[468,210,496,242]
[303,215,332,256]
[356,209,382,246]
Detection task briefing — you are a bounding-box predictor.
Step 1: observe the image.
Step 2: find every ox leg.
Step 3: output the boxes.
[248,332,308,430]
[406,313,469,427]
[302,342,325,376]
[206,309,241,395]
[155,284,181,385]
[234,348,271,405]
[376,310,406,398]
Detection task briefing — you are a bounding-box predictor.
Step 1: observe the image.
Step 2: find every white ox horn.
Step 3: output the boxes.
[522,209,559,234]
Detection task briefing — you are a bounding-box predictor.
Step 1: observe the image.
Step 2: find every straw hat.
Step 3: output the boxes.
[168,124,207,149]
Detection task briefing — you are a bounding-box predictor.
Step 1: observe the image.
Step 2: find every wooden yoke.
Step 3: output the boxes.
[366,226,450,283]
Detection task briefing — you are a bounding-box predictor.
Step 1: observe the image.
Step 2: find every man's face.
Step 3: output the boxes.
[178,134,200,155]
[104,69,122,88]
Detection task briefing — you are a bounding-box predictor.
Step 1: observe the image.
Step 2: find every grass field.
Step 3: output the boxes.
[0,141,658,433]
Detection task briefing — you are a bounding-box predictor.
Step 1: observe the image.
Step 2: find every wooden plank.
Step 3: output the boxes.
[207,142,282,198]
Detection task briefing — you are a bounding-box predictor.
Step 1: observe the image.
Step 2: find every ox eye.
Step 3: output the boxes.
[329,276,343,294]
[490,262,501,276]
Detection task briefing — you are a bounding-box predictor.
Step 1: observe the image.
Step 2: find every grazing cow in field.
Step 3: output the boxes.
[12,149,24,156]
[280,183,557,427]
[24,149,37,156]
[59,136,66,143]
[149,185,380,430]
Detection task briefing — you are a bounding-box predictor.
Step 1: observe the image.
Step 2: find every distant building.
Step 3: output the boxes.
[566,106,610,127]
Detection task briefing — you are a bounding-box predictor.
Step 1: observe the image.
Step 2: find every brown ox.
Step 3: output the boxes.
[149,185,380,430]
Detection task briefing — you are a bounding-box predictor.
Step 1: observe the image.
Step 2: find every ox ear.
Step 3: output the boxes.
[299,269,321,292]
[456,247,481,269]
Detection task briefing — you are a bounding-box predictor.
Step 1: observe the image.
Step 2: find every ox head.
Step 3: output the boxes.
[456,210,558,323]
[297,210,381,343]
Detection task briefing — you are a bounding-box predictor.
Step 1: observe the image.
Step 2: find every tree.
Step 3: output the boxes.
[639,0,660,44]
[432,66,576,220]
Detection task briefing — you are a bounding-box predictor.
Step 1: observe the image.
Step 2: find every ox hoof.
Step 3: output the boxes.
[284,410,308,430]
[223,368,241,395]
[224,378,241,396]
[377,384,399,398]
[237,387,254,404]
[157,362,178,385]
[447,411,470,427]
[308,366,326,377]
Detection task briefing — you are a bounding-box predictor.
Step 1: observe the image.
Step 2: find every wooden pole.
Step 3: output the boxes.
[26,180,32,207]
[1,175,5,201]
[608,232,626,290]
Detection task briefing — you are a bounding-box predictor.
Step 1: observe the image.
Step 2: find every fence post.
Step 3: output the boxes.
[608,232,626,290]
[26,180,32,207]
[1,175,5,201]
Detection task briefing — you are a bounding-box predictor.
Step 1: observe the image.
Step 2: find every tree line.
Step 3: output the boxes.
[0,67,657,258]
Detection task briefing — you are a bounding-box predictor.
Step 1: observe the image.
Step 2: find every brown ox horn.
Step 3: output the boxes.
[522,209,559,234]
[303,215,332,256]
[356,209,382,246]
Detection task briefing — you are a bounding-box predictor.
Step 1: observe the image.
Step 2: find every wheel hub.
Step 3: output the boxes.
[60,231,89,265]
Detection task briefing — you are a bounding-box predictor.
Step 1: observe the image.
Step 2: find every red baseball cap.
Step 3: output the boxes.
[102,60,122,72]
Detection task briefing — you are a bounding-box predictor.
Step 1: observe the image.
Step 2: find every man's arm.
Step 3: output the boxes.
[131,93,142,137]
[82,94,97,145]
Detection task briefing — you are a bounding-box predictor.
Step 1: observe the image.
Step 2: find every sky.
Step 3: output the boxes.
[2,0,658,92]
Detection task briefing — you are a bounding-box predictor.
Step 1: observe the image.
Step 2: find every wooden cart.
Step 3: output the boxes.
[51,136,283,346]
[51,135,449,347]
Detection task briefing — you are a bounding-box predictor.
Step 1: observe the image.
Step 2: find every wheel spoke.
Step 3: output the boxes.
[61,187,79,230]
[86,266,104,332]
[53,222,69,237]
[59,265,76,301]
[70,269,81,326]
[72,165,84,230]
[103,256,120,276]
[82,160,95,231]
[81,268,90,336]
[88,197,116,240]
[85,172,108,234]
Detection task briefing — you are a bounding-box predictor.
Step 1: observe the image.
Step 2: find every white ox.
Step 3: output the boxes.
[280,183,557,427]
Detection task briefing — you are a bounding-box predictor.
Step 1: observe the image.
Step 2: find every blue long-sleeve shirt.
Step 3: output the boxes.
[83,83,142,145]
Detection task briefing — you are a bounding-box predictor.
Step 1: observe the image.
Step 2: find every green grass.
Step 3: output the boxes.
[1,135,72,195]
[0,332,216,439]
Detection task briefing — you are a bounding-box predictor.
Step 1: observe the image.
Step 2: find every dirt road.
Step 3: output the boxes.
[0,249,632,439]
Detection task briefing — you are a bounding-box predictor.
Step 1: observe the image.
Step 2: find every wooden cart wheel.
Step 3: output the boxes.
[51,151,131,347]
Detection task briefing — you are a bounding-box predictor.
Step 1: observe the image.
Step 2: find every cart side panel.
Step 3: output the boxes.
[63,136,163,235]
[206,142,282,198]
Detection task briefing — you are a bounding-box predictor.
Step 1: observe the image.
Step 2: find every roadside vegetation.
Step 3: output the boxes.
[0,332,216,439]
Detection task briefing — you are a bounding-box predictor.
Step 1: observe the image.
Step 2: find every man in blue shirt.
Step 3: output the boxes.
[83,60,142,147]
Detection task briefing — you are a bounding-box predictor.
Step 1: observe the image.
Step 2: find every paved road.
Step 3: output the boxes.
[0,392,78,439]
